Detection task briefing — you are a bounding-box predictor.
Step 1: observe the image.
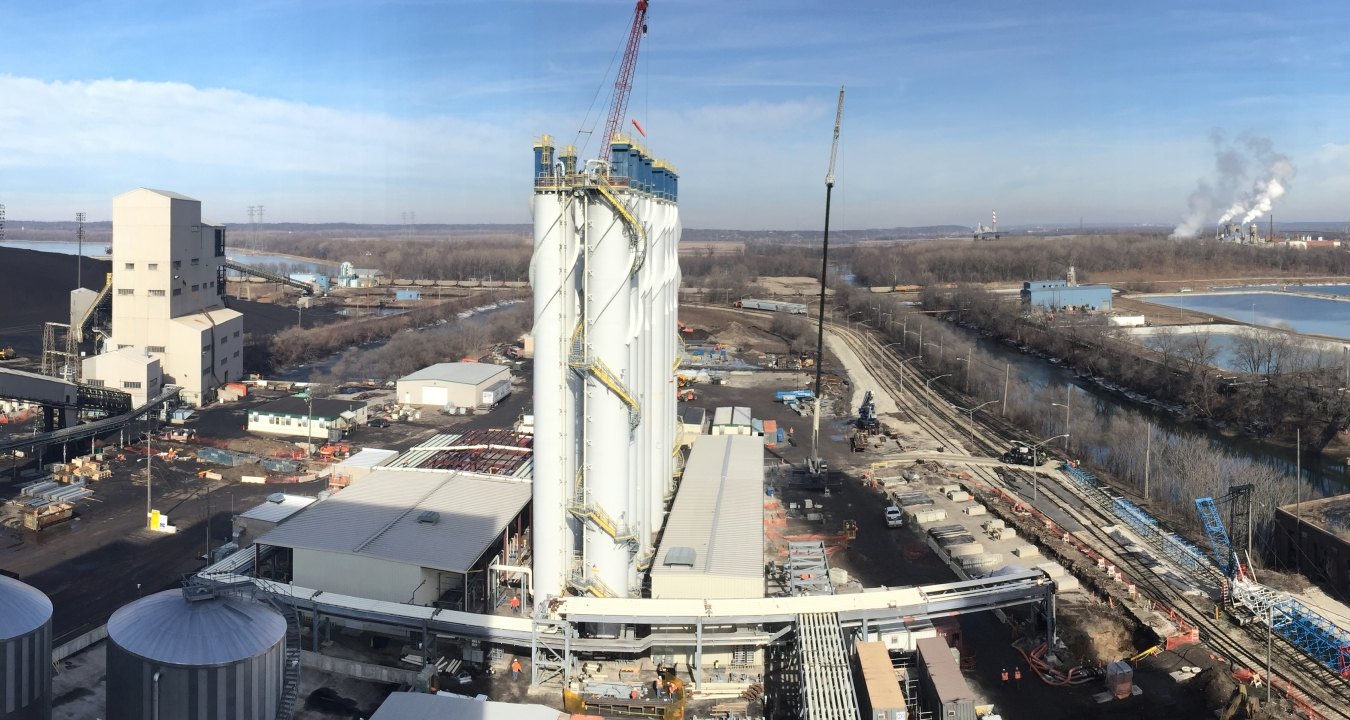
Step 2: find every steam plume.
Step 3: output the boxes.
[1172,132,1296,238]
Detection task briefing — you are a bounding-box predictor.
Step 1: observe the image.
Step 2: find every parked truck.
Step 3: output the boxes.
[1000,443,1046,466]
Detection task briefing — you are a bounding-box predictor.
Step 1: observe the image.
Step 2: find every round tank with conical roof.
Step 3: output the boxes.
[105,588,287,720]
[0,575,53,720]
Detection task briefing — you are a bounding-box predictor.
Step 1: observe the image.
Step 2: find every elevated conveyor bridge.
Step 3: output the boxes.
[0,385,178,456]
[0,367,133,431]
[223,259,316,295]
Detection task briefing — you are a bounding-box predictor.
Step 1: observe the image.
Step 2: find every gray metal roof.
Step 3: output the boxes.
[651,435,764,588]
[398,362,509,386]
[0,575,52,640]
[238,494,315,523]
[107,589,286,666]
[257,469,532,574]
[371,692,562,720]
[119,187,199,202]
[337,448,398,469]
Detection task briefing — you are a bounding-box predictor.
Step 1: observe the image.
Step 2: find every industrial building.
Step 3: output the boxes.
[80,346,161,406]
[80,188,244,406]
[396,362,511,409]
[256,469,532,611]
[1273,495,1350,598]
[247,396,367,440]
[1021,278,1112,312]
[232,493,317,546]
[369,692,564,720]
[531,129,682,600]
[650,435,765,600]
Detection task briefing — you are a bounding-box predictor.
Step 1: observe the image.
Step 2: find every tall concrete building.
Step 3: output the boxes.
[91,188,243,406]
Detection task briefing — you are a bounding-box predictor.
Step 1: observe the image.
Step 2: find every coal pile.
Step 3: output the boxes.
[0,247,109,356]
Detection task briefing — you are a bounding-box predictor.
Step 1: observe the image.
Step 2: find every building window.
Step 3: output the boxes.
[87,379,105,387]
[123,381,142,389]
[147,345,165,353]
[220,358,227,366]
[191,258,200,266]
[173,260,182,269]
[117,344,130,349]
[117,288,134,295]
[233,350,240,358]
[148,263,158,270]
[148,289,165,297]
[233,330,241,338]
[172,288,182,296]
[191,284,199,292]
[220,335,228,344]
[124,262,135,270]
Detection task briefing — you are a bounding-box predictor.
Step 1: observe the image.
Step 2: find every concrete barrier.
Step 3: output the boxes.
[53,624,108,662]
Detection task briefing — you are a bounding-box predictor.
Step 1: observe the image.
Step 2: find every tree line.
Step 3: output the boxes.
[844,235,1350,288]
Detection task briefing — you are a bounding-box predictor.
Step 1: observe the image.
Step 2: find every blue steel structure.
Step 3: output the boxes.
[1194,497,1241,579]
[1066,465,1350,677]
[1062,464,1213,576]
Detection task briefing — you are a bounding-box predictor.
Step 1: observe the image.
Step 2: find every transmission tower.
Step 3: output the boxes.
[76,212,86,289]
[256,205,264,247]
[0,203,6,243]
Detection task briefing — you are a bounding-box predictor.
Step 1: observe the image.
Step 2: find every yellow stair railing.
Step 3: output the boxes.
[569,323,641,430]
[593,179,647,274]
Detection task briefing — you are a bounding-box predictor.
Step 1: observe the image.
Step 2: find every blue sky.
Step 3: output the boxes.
[1,0,1349,229]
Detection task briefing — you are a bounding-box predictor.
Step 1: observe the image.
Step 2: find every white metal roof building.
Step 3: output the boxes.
[233,493,316,546]
[257,469,531,610]
[396,362,510,409]
[370,692,563,720]
[334,447,399,484]
[650,435,765,599]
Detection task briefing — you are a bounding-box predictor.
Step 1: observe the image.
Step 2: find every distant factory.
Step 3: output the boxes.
[1021,266,1112,312]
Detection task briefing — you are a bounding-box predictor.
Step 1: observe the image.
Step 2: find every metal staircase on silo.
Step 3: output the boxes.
[255,578,302,720]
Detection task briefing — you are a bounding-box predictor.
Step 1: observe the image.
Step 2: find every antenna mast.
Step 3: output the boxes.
[76,212,86,289]
[810,87,845,476]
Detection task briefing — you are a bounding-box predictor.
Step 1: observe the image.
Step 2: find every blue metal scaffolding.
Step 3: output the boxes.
[1193,497,1239,578]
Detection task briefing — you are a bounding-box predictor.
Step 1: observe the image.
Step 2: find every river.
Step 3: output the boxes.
[951,322,1349,495]
[2,240,337,274]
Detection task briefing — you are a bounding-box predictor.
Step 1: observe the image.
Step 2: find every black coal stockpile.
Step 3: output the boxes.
[0,247,110,355]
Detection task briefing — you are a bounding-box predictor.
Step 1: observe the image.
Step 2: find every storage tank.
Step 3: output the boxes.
[0,575,53,720]
[105,588,287,720]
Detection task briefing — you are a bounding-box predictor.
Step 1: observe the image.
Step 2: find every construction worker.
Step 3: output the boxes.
[510,658,522,680]
[1014,666,1022,689]
[1000,668,1009,686]
[509,594,521,614]
[629,687,640,700]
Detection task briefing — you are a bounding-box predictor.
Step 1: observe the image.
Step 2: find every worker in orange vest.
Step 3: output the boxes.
[509,594,521,614]
[1000,668,1009,686]
[1014,666,1023,689]
[510,658,522,679]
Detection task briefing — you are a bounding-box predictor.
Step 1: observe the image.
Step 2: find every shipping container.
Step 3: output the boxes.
[855,641,907,720]
[775,389,816,402]
[481,379,512,406]
[916,637,976,720]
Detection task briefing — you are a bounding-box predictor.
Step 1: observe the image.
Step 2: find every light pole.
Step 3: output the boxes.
[924,374,951,411]
[924,342,942,366]
[955,400,998,439]
[953,355,972,393]
[1028,434,1070,502]
[899,355,922,398]
[905,330,921,355]
[1052,385,1073,450]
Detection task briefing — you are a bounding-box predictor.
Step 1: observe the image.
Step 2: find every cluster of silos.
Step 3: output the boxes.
[531,133,681,599]
[105,589,287,720]
[0,575,53,720]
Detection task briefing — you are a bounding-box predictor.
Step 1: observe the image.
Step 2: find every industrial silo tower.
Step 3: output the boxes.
[0,575,53,720]
[105,587,288,720]
[529,0,681,604]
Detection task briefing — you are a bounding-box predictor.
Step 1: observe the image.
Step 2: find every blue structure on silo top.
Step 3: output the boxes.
[610,138,633,182]
[605,135,677,201]
[1021,280,1113,311]
[533,135,555,184]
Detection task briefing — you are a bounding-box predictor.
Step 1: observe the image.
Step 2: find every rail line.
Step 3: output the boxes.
[824,318,1350,718]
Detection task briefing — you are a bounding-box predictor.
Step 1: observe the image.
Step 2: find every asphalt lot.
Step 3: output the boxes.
[0,371,532,642]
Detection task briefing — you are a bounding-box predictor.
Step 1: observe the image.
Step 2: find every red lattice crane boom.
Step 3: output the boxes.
[599,0,649,161]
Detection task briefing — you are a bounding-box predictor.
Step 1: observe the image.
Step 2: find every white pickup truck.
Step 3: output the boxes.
[884,506,904,528]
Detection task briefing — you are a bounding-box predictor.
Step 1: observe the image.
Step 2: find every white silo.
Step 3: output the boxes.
[531,133,681,599]
[0,575,53,720]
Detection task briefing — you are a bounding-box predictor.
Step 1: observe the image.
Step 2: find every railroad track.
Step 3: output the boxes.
[824,319,1350,718]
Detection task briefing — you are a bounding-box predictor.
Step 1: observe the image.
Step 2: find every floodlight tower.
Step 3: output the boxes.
[808,87,845,477]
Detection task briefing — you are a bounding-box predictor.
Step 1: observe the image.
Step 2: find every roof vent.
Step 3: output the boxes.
[663,546,696,568]
[267,493,286,504]
[417,511,441,525]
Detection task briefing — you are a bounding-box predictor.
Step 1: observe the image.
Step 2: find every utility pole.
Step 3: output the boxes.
[1295,427,1301,573]
[75,212,86,289]
[1144,423,1152,500]
[965,350,972,393]
[145,417,154,529]
[1002,362,1010,416]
